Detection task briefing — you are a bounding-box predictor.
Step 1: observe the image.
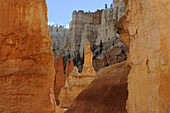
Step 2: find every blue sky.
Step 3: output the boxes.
[46,0,113,26]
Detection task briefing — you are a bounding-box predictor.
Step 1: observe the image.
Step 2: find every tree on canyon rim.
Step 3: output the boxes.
[73,52,81,66]
[73,51,84,70]
[63,55,67,73]
[73,53,77,66]
[80,48,85,64]
[100,40,103,53]
[112,40,115,46]
[76,52,81,65]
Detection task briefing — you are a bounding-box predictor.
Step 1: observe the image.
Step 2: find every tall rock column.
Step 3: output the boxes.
[54,54,65,104]
[65,56,74,77]
[0,0,56,113]
[82,41,96,75]
[117,0,170,112]
[59,41,96,108]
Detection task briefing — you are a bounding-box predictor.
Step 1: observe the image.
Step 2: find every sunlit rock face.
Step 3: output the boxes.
[117,0,170,112]
[70,10,102,56]
[56,1,127,76]
[95,0,126,45]
[55,106,64,113]
[0,0,56,112]
[61,10,103,57]
[60,3,126,58]
[82,41,96,75]
[59,41,96,108]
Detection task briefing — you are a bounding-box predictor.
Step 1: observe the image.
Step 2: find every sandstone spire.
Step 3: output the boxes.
[59,41,96,108]
[0,0,56,112]
[54,54,65,101]
[81,41,96,75]
[54,54,64,74]
[70,56,74,69]
[65,56,74,77]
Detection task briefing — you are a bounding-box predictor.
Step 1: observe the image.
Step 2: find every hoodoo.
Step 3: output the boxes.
[65,56,74,77]
[59,41,96,108]
[82,41,96,75]
[0,0,56,112]
[54,54,65,103]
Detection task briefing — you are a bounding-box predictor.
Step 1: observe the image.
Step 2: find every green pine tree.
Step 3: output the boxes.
[73,53,77,66]
[99,40,103,53]
[76,51,81,65]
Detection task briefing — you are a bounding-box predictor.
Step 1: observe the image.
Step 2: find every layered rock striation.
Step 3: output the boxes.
[61,10,102,57]
[61,1,126,58]
[117,0,170,112]
[0,0,56,113]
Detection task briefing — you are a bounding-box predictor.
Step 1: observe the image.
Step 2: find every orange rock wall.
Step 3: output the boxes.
[117,0,170,112]
[0,0,56,112]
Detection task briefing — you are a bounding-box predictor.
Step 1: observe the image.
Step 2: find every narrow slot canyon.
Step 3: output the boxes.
[0,0,169,113]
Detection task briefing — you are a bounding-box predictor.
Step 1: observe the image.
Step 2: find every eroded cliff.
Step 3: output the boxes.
[0,0,56,112]
[49,25,68,60]
[61,1,126,58]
